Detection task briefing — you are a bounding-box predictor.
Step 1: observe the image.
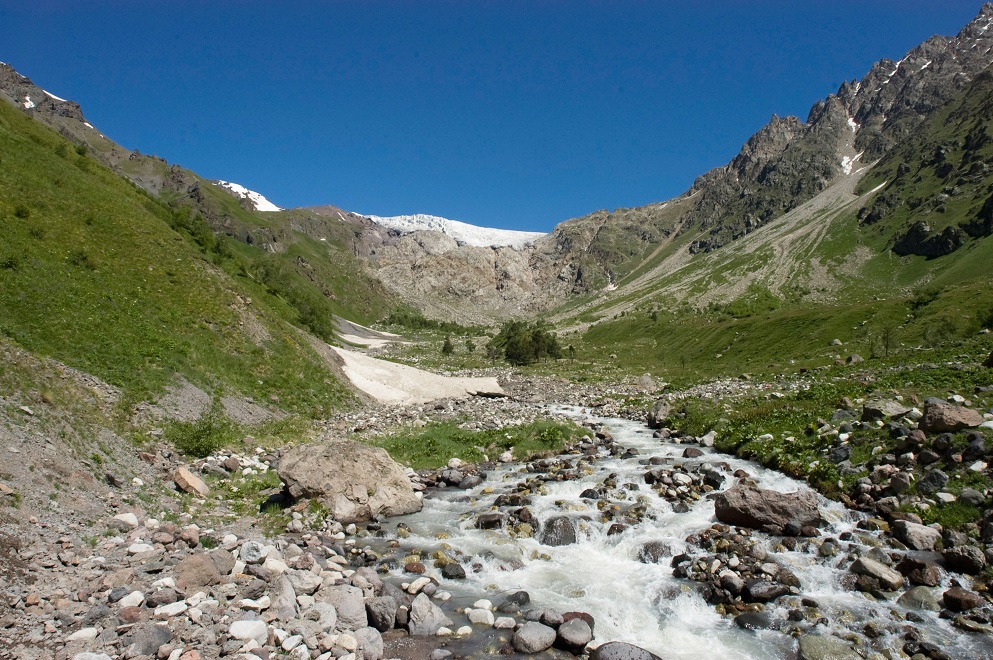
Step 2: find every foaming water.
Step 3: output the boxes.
[385,408,993,658]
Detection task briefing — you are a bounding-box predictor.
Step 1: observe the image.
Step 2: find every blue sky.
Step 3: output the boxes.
[1,1,985,232]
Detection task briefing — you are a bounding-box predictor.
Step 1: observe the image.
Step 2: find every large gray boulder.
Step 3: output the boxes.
[278,439,421,523]
[798,634,860,660]
[408,593,452,636]
[714,484,821,530]
[850,557,904,591]
[893,520,941,551]
[513,622,557,653]
[591,641,664,660]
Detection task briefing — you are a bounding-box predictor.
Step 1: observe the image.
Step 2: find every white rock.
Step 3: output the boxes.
[222,533,239,549]
[455,625,473,636]
[936,492,958,503]
[167,649,183,660]
[494,616,516,629]
[127,542,154,555]
[113,512,139,529]
[282,634,304,651]
[152,577,176,589]
[118,591,145,608]
[406,577,431,594]
[72,654,112,660]
[467,608,494,626]
[229,619,268,643]
[154,601,188,618]
[264,557,289,575]
[67,627,99,641]
[289,646,310,660]
[436,627,454,637]
[337,632,358,651]
[472,598,493,610]
[970,461,989,472]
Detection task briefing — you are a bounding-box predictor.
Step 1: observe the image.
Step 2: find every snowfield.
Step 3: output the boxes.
[364,213,545,248]
[214,180,282,212]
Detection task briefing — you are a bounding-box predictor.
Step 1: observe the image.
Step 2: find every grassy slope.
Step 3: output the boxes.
[0,100,353,416]
[564,73,993,384]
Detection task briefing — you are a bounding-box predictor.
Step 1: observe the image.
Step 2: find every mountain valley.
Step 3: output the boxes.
[2,6,993,660]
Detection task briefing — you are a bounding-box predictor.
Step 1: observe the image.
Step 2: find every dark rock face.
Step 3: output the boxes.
[539,516,577,546]
[943,546,987,575]
[713,484,821,530]
[943,586,983,612]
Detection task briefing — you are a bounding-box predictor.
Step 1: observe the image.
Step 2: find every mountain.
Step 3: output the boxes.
[362,213,544,249]
[215,180,283,212]
[332,3,993,325]
[4,5,993,369]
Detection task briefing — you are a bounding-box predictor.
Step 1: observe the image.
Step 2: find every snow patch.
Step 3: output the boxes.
[336,212,346,222]
[919,60,932,72]
[840,151,865,176]
[847,117,859,133]
[83,122,93,129]
[43,89,67,102]
[214,181,282,212]
[22,95,34,109]
[364,213,545,249]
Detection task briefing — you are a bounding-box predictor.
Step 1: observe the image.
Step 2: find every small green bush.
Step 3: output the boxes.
[164,409,235,458]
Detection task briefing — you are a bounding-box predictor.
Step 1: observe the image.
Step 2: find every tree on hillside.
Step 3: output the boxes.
[442,335,455,355]
[487,320,562,366]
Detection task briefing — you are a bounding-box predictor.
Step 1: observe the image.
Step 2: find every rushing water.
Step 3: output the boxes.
[383,408,993,658]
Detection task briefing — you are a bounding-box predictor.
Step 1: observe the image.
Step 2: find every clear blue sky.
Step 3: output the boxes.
[1,1,985,232]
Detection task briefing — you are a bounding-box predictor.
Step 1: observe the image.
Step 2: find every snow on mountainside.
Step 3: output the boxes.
[363,213,545,248]
[214,180,282,212]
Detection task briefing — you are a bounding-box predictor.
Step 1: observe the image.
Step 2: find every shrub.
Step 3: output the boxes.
[164,408,235,458]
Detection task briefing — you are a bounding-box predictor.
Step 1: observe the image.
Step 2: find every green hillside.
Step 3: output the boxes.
[567,73,993,382]
[0,99,366,416]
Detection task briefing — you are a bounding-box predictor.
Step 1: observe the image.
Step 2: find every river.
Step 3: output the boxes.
[380,407,993,658]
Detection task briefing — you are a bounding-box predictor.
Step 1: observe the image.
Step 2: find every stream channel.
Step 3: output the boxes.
[376,407,993,658]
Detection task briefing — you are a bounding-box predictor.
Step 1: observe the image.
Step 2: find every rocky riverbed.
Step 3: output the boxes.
[4,367,993,660]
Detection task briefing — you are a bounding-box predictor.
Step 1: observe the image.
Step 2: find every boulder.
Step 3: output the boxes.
[354,627,385,660]
[920,401,985,433]
[742,580,790,603]
[408,593,452,636]
[321,584,367,630]
[591,641,664,660]
[646,401,671,428]
[366,596,398,632]
[850,557,904,591]
[861,399,912,422]
[512,622,557,654]
[539,516,577,546]
[943,586,983,612]
[916,469,949,495]
[278,439,421,523]
[797,634,860,660]
[173,467,209,497]
[713,484,821,530]
[174,553,220,593]
[897,586,940,611]
[556,617,593,653]
[893,520,941,551]
[943,545,987,575]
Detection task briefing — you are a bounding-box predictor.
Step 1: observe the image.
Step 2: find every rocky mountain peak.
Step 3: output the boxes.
[0,62,84,123]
